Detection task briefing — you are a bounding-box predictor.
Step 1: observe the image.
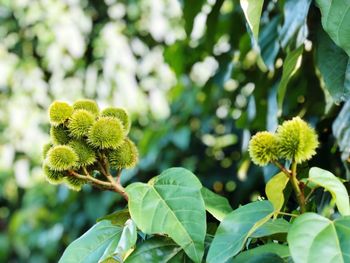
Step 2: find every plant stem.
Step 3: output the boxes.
[68,170,114,188]
[290,161,306,213]
[98,153,129,201]
[277,211,298,217]
[272,160,291,177]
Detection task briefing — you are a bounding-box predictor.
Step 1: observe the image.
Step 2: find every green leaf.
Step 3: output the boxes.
[265,172,289,216]
[287,213,350,263]
[125,237,191,263]
[125,167,206,263]
[99,219,137,263]
[201,187,233,221]
[251,218,290,238]
[316,0,350,56]
[333,100,350,179]
[240,0,264,43]
[234,243,290,263]
[97,209,130,226]
[59,220,122,263]
[316,26,350,102]
[279,0,312,48]
[277,45,304,112]
[308,167,350,215]
[206,200,274,263]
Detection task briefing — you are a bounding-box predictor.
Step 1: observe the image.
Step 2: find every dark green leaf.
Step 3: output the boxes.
[201,187,233,221]
[251,218,290,238]
[206,201,274,263]
[126,168,206,263]
[183,0,205,35]
[97,209,130,226]
[316,0,350,56]
[316,26,350,102]
[234,243,290,263]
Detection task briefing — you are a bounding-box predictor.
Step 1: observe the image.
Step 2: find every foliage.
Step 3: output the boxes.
[1,0,350,262]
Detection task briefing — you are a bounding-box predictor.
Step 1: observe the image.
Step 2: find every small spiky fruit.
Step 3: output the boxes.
[276,117,319,163]
[101,107,130,134]
[68,109,95,138]
[69,140,96,167]
[88,117,125,149]
[108,138,139,169]
[248,131,279,166]
[46,145,78,171]
[42,142,52,159]
[65,175,86,191]
[73,99,99,115]
[50,125,70,145]
[48,101,73,126]
[42,163,66,184]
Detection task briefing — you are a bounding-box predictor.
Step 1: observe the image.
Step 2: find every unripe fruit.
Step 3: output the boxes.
[48,101,73,126]
[248,131,279,166]
[65,175,86,191]
[108,138,139,169]
[50,125,70,145]
[42,163,66,184]
[68,109,95,138]
[42,142,53,160]
[88,117,125,149]
[101,107,130,134]
[276,117,318,163]
[73,99,99,115]
[69,140,96,167]
[46,145,78,171]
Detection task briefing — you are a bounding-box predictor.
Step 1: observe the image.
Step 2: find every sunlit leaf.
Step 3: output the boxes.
[288,213,350,263]
[308,167,350,215]
[240,0,264,43]
[126,168,206,263]
[265,172,289,216]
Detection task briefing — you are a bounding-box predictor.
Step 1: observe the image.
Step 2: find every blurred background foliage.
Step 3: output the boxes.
[0,0,349,261]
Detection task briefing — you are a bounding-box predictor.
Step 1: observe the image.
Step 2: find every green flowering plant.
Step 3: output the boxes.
[42,99,138,197]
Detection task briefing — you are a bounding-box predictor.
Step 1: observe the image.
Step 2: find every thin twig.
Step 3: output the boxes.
[277,211,298,217]
[272,160,291,177]
[68,170,114,189]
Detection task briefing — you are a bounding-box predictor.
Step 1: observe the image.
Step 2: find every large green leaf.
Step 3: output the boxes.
[125,168,206,263]
[316,26,350,102]
[279,0,312,48]
[287,213,350,263]
[333,100,350,179]
[206,200,274,263]
[125,237,191,263]
[316,0,350,56]
[277,45,304,112]
[308,167,350,215]
[59,220,122,263]
[265,172,289,216]
[99,219,137,262]
[251,218,290,238]
[201,187,233,221]
[233,243,290,263]
[240,0,264,43]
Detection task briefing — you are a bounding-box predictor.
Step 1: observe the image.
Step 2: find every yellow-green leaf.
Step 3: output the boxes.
[266,172,289,216]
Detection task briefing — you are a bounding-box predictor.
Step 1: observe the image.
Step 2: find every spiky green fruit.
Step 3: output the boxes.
[69,140,96,167]
[276,117,319,163]
[68,109,95,138]
[42,142,53,159]
[48,101,73,126]
[42,163,66,184]
[88,117,125,149]
[65,175,86,191]
[50,125,70,145]
[248,131,279,166]
[101,107,130,134]
[108,138,139,169]
[73,99,99,115]
[46,145,78,171]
